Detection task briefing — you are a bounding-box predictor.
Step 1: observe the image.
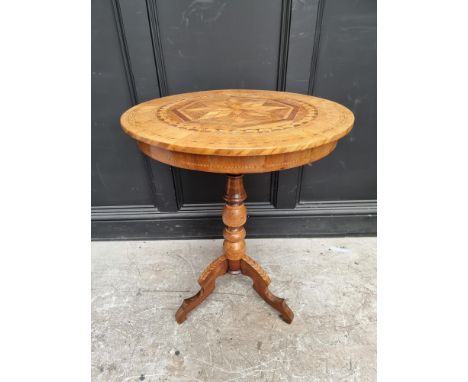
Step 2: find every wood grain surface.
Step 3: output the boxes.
[137,140,337,174]
[120,89,354,157]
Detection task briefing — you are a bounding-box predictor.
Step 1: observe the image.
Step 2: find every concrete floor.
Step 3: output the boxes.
[92,238,376,382]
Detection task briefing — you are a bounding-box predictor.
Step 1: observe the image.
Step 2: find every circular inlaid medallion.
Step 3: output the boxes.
[156,94,318,133]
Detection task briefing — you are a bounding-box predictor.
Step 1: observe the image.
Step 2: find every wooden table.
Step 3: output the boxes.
[121,89,354,324]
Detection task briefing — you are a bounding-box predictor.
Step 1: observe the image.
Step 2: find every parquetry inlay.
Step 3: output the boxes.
[157,95,318,133]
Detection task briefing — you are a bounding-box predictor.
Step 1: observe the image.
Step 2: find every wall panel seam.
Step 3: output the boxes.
[111,0,138,104]
[146,0,169,96]
[276,0,293,91]
[307,0,326,95]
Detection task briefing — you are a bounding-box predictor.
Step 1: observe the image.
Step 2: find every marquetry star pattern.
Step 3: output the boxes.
[171,96,299,129]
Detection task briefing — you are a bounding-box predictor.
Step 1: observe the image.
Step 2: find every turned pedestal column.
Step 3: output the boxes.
[175,175,294,324]
[222,175,247,274]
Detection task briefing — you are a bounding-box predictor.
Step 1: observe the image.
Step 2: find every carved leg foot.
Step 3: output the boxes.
[240,255,294,324]
[175,255,228,324]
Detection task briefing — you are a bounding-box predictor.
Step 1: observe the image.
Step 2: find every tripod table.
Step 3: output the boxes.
[120,89,354,324]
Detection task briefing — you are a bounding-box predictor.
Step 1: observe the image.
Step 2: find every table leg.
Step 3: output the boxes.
[175,174,294,324]
[175,255,228,324]
[240,255,294,323]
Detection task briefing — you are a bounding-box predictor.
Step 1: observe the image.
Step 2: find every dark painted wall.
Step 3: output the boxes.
[91,0,377,240]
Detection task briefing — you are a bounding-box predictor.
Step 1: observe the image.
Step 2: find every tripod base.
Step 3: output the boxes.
[175,254,294,324]
[175,174,294,325]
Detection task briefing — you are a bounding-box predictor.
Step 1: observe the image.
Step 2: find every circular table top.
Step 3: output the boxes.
[120,89,354,157]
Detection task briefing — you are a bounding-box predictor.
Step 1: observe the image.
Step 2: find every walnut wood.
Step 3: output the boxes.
[241,255,294,324]
[175,175,295,324]
[175,255,228,324]
[138,140,337,174]
[120,89,355,325]
[223,175,247,270]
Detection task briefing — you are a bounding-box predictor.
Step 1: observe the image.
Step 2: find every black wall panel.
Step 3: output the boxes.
[300,0,377,201]
[179,171,272,205]
[157,0,282,93]
[286,0,319,94]
[91,0,377,239]
[119,0,161,102]
[91,0,153,205]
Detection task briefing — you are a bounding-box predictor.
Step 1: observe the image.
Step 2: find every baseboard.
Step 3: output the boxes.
[91,200,376,240]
